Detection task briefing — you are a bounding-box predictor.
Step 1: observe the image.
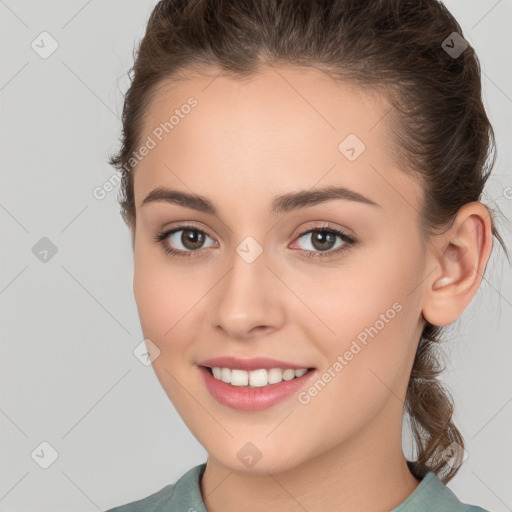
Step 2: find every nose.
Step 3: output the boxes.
[208,247,286,340]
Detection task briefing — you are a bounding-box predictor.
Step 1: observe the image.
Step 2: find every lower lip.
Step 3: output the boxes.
[198,365,317,411]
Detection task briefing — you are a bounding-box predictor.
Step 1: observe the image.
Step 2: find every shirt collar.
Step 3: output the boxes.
[168,461,466,512]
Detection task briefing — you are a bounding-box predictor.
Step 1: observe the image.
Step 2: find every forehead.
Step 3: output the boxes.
[133,65,422,216]
[142,64,389,149]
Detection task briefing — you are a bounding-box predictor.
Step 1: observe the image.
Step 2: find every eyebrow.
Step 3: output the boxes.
[140,185,381,215]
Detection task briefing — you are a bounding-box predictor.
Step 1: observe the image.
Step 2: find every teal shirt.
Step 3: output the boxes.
[104,462,490,512]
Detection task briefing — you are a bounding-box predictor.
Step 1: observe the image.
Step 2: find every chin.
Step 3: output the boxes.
[208,448,303,476]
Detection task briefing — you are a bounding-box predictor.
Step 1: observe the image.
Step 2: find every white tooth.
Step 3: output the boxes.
[248,369,269,387]
[220,367,231,383]
[268,368,284,384]
[230,369,249,386]
[282,369,296,381]
[210,367,309,386]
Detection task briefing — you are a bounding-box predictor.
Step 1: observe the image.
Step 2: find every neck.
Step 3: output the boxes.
[200,402,421,512]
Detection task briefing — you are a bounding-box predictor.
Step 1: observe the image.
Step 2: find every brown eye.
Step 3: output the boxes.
[307,230,338,251]
[295,227,355,257]
[179,228,206,250]
[154,226,216,257]
[299,229,350,251]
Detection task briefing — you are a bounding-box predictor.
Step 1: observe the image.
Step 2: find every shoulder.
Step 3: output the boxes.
[103,482,177,512]
[103,463,207,512]
[393,465,492,512]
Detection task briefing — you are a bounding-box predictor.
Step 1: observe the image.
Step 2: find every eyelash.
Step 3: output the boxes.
[153,224,357,260]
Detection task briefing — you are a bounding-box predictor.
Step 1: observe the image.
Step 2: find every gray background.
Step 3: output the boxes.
[0,1,511,511]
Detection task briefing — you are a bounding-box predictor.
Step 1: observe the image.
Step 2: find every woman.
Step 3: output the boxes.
[105,0,508,510]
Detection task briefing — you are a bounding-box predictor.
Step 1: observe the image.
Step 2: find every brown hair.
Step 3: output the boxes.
[108,0,509,484]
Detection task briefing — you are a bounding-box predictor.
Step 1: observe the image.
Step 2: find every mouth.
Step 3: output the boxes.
[198,365,317,411]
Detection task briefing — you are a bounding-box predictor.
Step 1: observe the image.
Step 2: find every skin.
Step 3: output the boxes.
[130,64,492,512]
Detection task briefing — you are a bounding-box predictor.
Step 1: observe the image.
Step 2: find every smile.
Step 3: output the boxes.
[198,365,317,411]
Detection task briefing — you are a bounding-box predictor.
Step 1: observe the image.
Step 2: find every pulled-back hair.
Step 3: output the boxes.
[109,0,508,484]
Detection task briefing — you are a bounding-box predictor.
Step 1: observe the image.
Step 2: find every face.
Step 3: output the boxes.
[132,65,429,474]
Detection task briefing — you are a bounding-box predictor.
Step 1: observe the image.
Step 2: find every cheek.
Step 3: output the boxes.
[132,252,203,406]
[292,293,418,452]
[290,236,422,343]
[133,243,199,345]
[291,237,423,402]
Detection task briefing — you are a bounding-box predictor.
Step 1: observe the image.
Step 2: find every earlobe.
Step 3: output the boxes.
[421,202,493,327]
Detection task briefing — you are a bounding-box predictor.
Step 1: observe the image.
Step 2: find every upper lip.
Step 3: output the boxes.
[198,356,314,371]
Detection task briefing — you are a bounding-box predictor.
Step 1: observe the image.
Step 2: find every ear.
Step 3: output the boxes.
[422,202,494,327]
